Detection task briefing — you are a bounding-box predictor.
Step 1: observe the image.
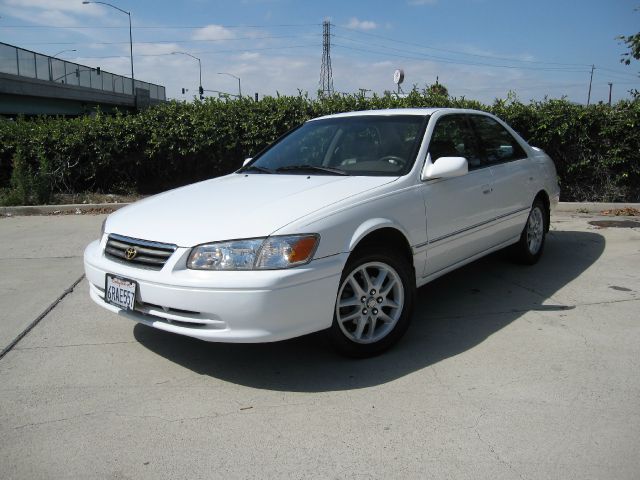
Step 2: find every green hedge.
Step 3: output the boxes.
[1,89,639,205]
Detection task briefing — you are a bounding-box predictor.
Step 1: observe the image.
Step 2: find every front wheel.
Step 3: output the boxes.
[330,249,414,357]
[515,199,547,265]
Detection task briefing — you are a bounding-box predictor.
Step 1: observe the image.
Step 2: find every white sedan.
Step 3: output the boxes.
[84,108,559,357]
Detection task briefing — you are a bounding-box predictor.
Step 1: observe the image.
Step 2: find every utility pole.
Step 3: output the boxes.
[608,82,613,106]
[358,88,371,98]
[587,64,595,105]
[319,20,334,96]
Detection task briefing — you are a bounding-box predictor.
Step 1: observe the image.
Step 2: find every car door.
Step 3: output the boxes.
[468,114,535,243]
[420,114,497,279]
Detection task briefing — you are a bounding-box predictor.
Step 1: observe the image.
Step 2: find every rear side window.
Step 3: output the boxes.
[468,115,527,164]
[429,115,482,169]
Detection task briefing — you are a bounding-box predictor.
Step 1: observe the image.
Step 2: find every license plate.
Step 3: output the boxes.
[104,274,137,311]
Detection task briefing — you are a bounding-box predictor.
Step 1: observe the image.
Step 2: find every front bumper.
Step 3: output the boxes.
[84,237,346,343]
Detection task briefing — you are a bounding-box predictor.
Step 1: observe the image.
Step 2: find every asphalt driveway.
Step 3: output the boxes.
[0,211,638,479]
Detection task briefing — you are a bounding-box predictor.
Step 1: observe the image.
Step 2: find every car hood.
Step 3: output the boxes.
[105,173,397,247]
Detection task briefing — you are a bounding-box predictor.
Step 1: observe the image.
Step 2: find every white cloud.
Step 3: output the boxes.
[134,43,182,56]
[192,25,235,41]
[346,18,378,31]
[237,52,261,61]
[408,0,437,5]
[4,0,94,13]
[1,0,113,29]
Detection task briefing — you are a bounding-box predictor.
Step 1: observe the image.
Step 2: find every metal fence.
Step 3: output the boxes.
[0,42,166,101]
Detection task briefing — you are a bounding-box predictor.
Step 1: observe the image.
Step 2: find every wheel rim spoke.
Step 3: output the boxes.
[379,276,397,296]
[377,311,395,324]
[346,275,366,298]
[353,316,367,339]
[380,298,399,309]
[374,269,388,289]
[339,296,362,308]
[361,267,374,291]
[365,316,377,340]
[340,311,361,323]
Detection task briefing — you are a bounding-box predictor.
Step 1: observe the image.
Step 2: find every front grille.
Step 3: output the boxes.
[105,233,177,270]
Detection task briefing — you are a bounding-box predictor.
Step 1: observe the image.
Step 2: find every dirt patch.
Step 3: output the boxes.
[45,207,121,216]
[600,207,640,217]
[589,220,640,228]
[53,193,143,205]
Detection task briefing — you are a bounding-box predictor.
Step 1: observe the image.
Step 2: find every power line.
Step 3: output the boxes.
[1,23,320,29]
[595,66,639,79]
[333,35,589,72]
[73,44,318,59]
[332,43,590,73]
[19,34,316,46]
[333,24,592,68]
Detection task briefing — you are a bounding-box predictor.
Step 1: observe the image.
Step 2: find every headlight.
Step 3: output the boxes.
[187,234,319,270]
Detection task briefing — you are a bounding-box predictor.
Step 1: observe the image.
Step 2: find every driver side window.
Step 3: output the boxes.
[429,115,482,169]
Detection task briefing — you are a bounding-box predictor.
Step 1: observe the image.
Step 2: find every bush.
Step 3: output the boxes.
[1,89,638,204]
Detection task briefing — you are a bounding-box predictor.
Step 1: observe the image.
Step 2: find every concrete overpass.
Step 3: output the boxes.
[0,42,166,116]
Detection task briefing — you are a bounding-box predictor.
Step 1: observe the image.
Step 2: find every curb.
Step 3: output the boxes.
[2,201,639,217]
[555,202,640,213]
[0,203,130,216]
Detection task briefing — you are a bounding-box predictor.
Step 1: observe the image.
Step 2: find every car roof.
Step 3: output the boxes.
[309,108,489,122]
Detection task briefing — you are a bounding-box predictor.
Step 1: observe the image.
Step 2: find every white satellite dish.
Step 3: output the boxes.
[393,69,405,85]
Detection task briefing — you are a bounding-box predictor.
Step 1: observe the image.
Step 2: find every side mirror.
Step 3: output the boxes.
[242,157,252,167]
[421,155,468,181]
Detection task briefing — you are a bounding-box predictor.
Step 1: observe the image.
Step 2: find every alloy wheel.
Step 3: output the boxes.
[335,261,404,344]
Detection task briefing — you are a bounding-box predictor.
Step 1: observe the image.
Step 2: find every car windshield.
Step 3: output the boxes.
[242,115,428,176]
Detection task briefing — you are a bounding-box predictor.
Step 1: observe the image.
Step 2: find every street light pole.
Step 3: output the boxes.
[82,1,134,90]
[171,52,203,99]
[49,49,77,81]
[52,49,77,58]
[217,72,241,98]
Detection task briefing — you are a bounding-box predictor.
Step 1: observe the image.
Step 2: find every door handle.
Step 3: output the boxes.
[481,184,492,194]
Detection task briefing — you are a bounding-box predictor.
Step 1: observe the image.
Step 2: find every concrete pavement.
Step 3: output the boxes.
[0,212,639,479]
[0,215,105,352]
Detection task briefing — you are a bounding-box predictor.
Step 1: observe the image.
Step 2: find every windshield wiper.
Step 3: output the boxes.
[238,165,274,174]
[275,165,349,176]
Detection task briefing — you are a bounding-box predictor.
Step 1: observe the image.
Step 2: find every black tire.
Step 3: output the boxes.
[515,198,547,265]
[330,248,415,358]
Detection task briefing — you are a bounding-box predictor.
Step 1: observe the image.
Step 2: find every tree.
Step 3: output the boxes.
[619,31,640,65]
[618,8,640,98]
[618,8,640,66]
[426,80,449,97]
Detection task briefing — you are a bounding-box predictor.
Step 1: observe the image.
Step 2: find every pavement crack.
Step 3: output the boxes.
[14,340,138,351]
[474,428,527,480]
[430,364,465,402]
[14,411,98,430]
[577,297,639,307]
[0,274,85,361]
[428,304,574,321]
[114,412,230,423]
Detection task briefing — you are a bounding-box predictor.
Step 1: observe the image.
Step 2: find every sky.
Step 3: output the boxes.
[1,0,639,104]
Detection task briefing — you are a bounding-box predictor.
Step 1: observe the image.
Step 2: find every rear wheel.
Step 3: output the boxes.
[330,248,414,357]
[515,198,547,264]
